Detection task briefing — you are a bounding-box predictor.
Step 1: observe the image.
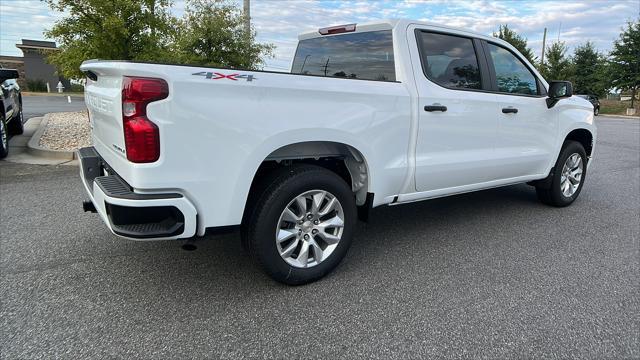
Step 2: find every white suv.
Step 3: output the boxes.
[79,19,596,284]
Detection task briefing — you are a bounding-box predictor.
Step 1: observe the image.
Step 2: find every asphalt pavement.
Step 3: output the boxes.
[22,95,86,120]
[0,116,638,359]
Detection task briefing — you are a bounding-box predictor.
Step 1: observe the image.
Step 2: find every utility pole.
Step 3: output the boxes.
[321,58,330,76]
[541,27,548,64]
[557,21,562,41]
[243,0,250,35]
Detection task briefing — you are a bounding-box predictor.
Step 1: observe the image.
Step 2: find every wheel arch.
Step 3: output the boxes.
[252,141,370,202]
[241,140,372,224]
[564,128,594,158]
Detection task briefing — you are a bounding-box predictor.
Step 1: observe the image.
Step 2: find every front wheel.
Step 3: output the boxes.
[0,114,8,159]
[242,165,357,285]
[536,140,587,207]
[594,107,599,116]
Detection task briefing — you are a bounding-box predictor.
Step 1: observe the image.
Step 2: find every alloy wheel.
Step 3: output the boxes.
[275,189,345,268]
[560,153,583,197]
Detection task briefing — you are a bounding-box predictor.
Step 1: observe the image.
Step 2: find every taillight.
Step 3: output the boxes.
[121,76,168,163]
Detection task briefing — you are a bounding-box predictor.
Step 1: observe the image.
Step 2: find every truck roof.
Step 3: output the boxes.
[298,19,504,46]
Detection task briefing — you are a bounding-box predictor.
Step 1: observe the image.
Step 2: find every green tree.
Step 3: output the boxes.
[493,24,536,64]
[45,0,176,79]
[570,41,608,96]
[541,41,571,81]
[174,0,274,69]
[608,21,640,108]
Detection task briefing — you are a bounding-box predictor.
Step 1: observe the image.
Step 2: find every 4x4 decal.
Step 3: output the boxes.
[192,71,256,82]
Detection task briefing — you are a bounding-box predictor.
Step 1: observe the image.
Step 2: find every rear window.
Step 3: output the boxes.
[291,30,395,81]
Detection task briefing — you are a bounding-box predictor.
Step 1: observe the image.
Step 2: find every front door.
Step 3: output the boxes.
[483,41,557,179]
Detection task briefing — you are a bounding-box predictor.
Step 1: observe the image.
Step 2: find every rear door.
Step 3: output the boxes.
[411,28,500,192]
[483,41,557,179]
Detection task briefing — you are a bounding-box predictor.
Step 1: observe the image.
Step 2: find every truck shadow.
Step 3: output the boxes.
[175,183,542,287]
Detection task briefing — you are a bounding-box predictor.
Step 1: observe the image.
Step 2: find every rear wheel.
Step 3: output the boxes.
[0,113,8,159]
[242,165,356,285]
[594,107,599,116]
[8,105,24,135]
[536,140,587,207]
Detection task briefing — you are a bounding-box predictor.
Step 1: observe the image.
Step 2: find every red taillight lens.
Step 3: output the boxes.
[121,76,168,163]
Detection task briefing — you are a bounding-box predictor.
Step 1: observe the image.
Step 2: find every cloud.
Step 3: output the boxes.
[0,0,61,56]
[1,0,636,71]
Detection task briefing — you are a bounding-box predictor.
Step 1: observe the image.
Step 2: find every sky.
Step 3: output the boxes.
[1,0,638,71]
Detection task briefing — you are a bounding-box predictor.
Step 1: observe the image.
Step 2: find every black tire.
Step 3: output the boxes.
[536,140,587,207]
[8,105,24,135]
[242,165,356,285]
[594,107,599,116]
[0,113,8,159]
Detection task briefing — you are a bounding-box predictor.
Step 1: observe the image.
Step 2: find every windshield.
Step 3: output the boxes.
[291,30,395,81]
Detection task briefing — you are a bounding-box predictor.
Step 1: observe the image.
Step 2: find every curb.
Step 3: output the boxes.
[26,113,76,160]
[22,92,84,98]
[599,114,639,119]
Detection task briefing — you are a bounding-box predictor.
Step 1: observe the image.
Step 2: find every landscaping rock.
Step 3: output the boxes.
[38,111,91,151]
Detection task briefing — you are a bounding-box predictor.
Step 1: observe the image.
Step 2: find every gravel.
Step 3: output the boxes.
[39,111,91,151]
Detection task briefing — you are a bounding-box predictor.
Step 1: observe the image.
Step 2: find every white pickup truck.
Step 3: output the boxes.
[79,19,596,284]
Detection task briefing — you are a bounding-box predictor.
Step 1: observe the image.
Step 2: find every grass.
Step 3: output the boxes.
[600,99,639,116]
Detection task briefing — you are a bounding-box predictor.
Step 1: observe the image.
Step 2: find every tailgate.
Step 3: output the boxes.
[82,65,126,164]
[80,60,174,186]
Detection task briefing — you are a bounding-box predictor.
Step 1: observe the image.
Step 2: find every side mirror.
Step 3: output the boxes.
[0,69,19,83]
[546,81,573,108]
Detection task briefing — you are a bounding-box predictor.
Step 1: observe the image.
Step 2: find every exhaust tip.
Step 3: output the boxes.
[82,200,97,213]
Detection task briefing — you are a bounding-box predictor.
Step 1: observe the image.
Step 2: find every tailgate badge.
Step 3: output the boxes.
[112,144,125,155]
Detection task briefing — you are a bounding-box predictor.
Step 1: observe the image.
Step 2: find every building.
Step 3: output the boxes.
[0,55,25,87]
[0,39,70,91]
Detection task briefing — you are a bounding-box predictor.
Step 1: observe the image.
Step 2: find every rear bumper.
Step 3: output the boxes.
[77,147,197,240]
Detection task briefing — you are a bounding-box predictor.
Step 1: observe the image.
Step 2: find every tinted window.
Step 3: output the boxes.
[291,30,395,81]
[417,32,481,89]
[488,43,538,95]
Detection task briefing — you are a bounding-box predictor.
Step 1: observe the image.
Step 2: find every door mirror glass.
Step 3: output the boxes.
[0,69,19,83]
[546,81,573,108]
[548,81,573,98]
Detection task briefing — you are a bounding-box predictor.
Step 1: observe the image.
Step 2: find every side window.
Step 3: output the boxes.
[416,31,482,90]
[487,43,538,95]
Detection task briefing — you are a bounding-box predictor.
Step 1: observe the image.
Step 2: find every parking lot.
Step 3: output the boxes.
[22,95,86,120]
[0,116,638,358]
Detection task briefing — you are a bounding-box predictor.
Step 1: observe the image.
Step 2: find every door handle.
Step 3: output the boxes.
[502,107,518,114]
[424,105,447,112]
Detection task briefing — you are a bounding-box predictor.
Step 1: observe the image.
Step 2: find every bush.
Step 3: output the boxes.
[26,79,47,92]
[70,83,84,92]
